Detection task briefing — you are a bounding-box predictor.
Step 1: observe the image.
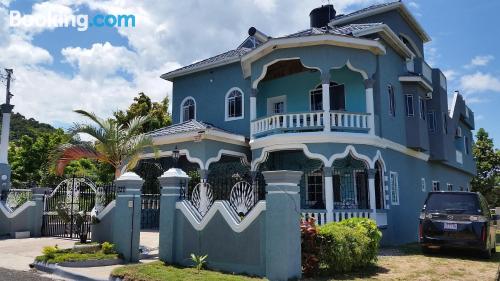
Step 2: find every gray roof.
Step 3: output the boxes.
[283,23,382,38]
[147,120,231,138]
[332,1,401,22]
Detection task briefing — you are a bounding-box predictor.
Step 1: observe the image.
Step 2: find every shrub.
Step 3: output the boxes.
[301,217,319,277]
[190,253,207,271]
[42,245,59,259]
[317,218,381,273]
[101,242,115,254]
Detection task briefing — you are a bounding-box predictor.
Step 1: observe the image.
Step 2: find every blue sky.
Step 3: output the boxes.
[0,0,499,146]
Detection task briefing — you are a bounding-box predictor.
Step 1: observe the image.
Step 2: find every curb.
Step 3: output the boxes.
[32,261,110,281]
[59,258,123,268]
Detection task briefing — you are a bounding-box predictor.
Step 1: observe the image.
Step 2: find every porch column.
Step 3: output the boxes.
[364,78,376,135]
[368,168,377,221]
[323,166,334,222]
[250,89,257,139]
[321,72,331,132]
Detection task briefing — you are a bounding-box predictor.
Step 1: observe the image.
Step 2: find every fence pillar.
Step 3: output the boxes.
[323,167,334,223]
[31,189,45,237]
[159,168,189,263]
[263,170,303,281]
[112,172,143,262]
[368,169,377,221]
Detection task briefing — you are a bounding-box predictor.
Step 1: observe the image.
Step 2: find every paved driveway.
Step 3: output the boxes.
[0,237,75,271]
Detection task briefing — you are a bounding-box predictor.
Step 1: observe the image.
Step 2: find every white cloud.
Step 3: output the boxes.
[442,69,458,81]
[9,1,76,35]
[408,2,420,9]
[459,72,500,94]
[464,55,494,69]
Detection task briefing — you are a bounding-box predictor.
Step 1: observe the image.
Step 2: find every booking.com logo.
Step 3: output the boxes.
[9,10,135,31]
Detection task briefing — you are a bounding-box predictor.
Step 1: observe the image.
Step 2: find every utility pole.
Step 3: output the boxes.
[0,68,14,193]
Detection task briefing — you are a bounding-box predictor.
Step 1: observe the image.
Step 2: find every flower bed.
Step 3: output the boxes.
[35,242,120,265]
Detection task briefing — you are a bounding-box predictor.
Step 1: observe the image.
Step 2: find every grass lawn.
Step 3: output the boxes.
[111,261,265,281]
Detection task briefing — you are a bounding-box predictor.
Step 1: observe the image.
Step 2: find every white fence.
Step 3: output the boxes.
[251,112,324,136]
[302,209,377,226]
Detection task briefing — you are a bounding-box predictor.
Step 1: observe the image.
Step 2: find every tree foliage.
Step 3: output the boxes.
[471,128,500,206]
[114,92,171,133]
[1,112,57,142]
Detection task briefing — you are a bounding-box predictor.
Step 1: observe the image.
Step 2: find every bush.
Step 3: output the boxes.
[101,242,115,254]
[42,245,59,259]
[317,218,381,273]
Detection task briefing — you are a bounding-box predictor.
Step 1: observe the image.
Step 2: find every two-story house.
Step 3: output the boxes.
[144,1,476,245]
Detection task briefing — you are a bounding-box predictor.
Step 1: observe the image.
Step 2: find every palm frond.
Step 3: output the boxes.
[53,143,108,175]
[69,124,107,143]
[74,110,108,129]
[125,116,150,138]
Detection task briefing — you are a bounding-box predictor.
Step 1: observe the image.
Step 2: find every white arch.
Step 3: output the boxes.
[140,149,205,169]
[251,57,321,89]
[224,87,245,121]
[179,96,197,122]
[341,60,369,80]
[205,149,250,170]
[372,150,387,172]
[251,143,328,171]
[326,145,373,168]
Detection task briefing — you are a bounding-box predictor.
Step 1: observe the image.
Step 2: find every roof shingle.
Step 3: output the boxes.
[147,120,231,138]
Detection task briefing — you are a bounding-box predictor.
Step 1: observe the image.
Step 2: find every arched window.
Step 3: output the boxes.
[225,88,244,121]
[181,97,196,122]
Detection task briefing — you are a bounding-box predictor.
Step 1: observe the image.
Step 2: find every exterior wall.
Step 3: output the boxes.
[0,200,43,237]
[91,203,115,243]
[171,63,251,136]
[427,69,448,161]
[402,83,430,151]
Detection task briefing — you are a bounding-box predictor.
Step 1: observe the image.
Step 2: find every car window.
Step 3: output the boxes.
[424,193,482,214]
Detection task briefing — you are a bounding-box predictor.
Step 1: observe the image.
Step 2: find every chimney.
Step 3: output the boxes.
[309,5,336,28]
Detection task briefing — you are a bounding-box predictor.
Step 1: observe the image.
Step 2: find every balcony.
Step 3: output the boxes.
[251,111,371,138]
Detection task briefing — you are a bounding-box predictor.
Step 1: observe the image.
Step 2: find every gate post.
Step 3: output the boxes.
[158,168,189,263]
[262,170,303,281]
[31,188,45,237]
[112,172,143,262]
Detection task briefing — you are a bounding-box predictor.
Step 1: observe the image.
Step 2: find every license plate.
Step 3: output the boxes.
[444,223,457,230]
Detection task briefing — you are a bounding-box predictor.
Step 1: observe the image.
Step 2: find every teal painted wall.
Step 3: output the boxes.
[330,67,366,113]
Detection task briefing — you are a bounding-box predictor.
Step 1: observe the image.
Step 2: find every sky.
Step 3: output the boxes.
[0,0,499,146]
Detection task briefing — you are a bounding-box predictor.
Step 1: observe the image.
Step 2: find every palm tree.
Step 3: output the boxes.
[54,110,154,178]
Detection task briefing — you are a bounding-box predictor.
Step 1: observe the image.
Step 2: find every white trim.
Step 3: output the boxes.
[389,171,399,205]
[249,132,430,169]
[267,190,299,194]
[373,150,387,172]
[252,57,320,89]
[96,200,115,220]
[0,201,36,219]
[399,33,422,58]
[224,87,245,121]
[161,56,240,81]
[398,76,433,92]
[176,200,266,232]
[449,92,459,118]
[141,148,205,169]
[180,96,196,122]
[405,94,414,117]
[205,149,250,169]
[242,35,386,78]
[421,178,426,192]
[328,144,372,168]
[330,2,431,43]
[351,24,415,59]
[151,129,247,147]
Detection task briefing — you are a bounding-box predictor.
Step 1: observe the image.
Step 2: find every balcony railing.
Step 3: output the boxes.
[301,209,386,226]
[422,60,433,83]
[251,111,371,137]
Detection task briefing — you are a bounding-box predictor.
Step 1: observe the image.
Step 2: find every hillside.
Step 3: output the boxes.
[0,112,56,142]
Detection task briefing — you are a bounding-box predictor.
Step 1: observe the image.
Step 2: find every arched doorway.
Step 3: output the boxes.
[332,154,369,210]
[374,160,385,209]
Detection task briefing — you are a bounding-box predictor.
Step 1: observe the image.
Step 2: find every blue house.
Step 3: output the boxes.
[147,1,475,245]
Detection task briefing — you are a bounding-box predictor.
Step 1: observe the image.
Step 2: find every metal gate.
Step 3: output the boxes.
[41,176,115,238]
[141,194,160,229]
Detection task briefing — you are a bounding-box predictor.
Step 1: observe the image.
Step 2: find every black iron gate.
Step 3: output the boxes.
[141,194,160,229]
[41,176,116,239]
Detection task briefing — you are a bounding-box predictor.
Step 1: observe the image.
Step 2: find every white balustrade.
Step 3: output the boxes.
[301,211,328,226]
[330,111,370,130]
[302,209,374,226]
[251,112,323,136]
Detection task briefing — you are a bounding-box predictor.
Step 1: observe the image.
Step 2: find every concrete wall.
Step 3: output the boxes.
[91,201,115,244]
[0,196,43,237]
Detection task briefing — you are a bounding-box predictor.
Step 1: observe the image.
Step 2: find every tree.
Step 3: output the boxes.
[54,110,154,178]
[471,128,500,206]
[114,92,171,133]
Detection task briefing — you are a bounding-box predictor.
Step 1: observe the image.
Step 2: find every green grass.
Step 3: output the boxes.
[35,249,119,264]
[111,261,264,281]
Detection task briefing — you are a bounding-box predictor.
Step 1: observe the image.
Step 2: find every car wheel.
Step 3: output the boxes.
[482,248,492,259]
[421,246,431,255]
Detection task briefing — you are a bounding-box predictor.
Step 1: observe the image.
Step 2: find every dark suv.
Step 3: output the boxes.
[419,191,498,258]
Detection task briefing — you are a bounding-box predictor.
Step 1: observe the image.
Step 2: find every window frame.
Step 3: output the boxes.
[464,135,470,154]
[390,171,399,205]
[309,87,323,111]
[388,84,396,117]
[305,170,324,205]
[266,95,287,116]
[224,87,245,121]
[421,178,426,192]
[180,96,196,122]
[419,96,426,120]
[405,94,414,117]
[432,181,440,191]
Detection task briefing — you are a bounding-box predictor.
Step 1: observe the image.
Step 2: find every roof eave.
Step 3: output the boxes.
[352,24,415,58]
[160,56,241,81]
[151,129,248,147]
[331,2,431,43]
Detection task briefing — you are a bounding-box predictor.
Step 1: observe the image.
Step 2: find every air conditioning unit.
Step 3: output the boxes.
[425,92,433,99]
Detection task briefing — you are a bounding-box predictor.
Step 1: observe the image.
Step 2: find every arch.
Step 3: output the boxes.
[251,143,328,171]
[372,150,387,172]
[331,60,369,80]
[399,33,422,58]
[251,57,321,89]
[140,148,205,170]
[224,87,245,121]
[326,145,373,168]
[180,96,196,122]
[205,149,250,170]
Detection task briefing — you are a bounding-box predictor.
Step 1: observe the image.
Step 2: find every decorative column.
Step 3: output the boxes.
[321,72,331,132]
[30,188,45,237]
[323,166,334,223]
[159,168,189,263]
[263,170,303,281]
[112,172,143,262]
[367,169,377,222]
[250,89,257,138]
[0,69,14,193]
[364,78,376,135]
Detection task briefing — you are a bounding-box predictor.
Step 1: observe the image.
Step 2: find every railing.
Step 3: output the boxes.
[456,150,463,164]
[422,60,433,82]
[251,112,324,136]
[302,210,328,225]
[329,111,370,131]
[301,209,373,226]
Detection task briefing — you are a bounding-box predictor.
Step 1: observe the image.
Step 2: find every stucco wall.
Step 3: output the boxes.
[0,201,42,237]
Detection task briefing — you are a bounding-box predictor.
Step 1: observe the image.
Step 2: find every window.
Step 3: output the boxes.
[306,171,324,205]
[330,83,345,111]
[447,183,453,191]
[388,85,395,117]
[442,113,448,134]
[181,97,196,122]
[421,178,426,192]
[273,102,284,114]
[419,97,425,120]
[225,88,244,121]
[310,88,323,111]
[428,111,436,132]
[464,136,470,154]
[432,181,440,191]
[405,94,414,116]
[267,95,286,115]
[390,172,399,205]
